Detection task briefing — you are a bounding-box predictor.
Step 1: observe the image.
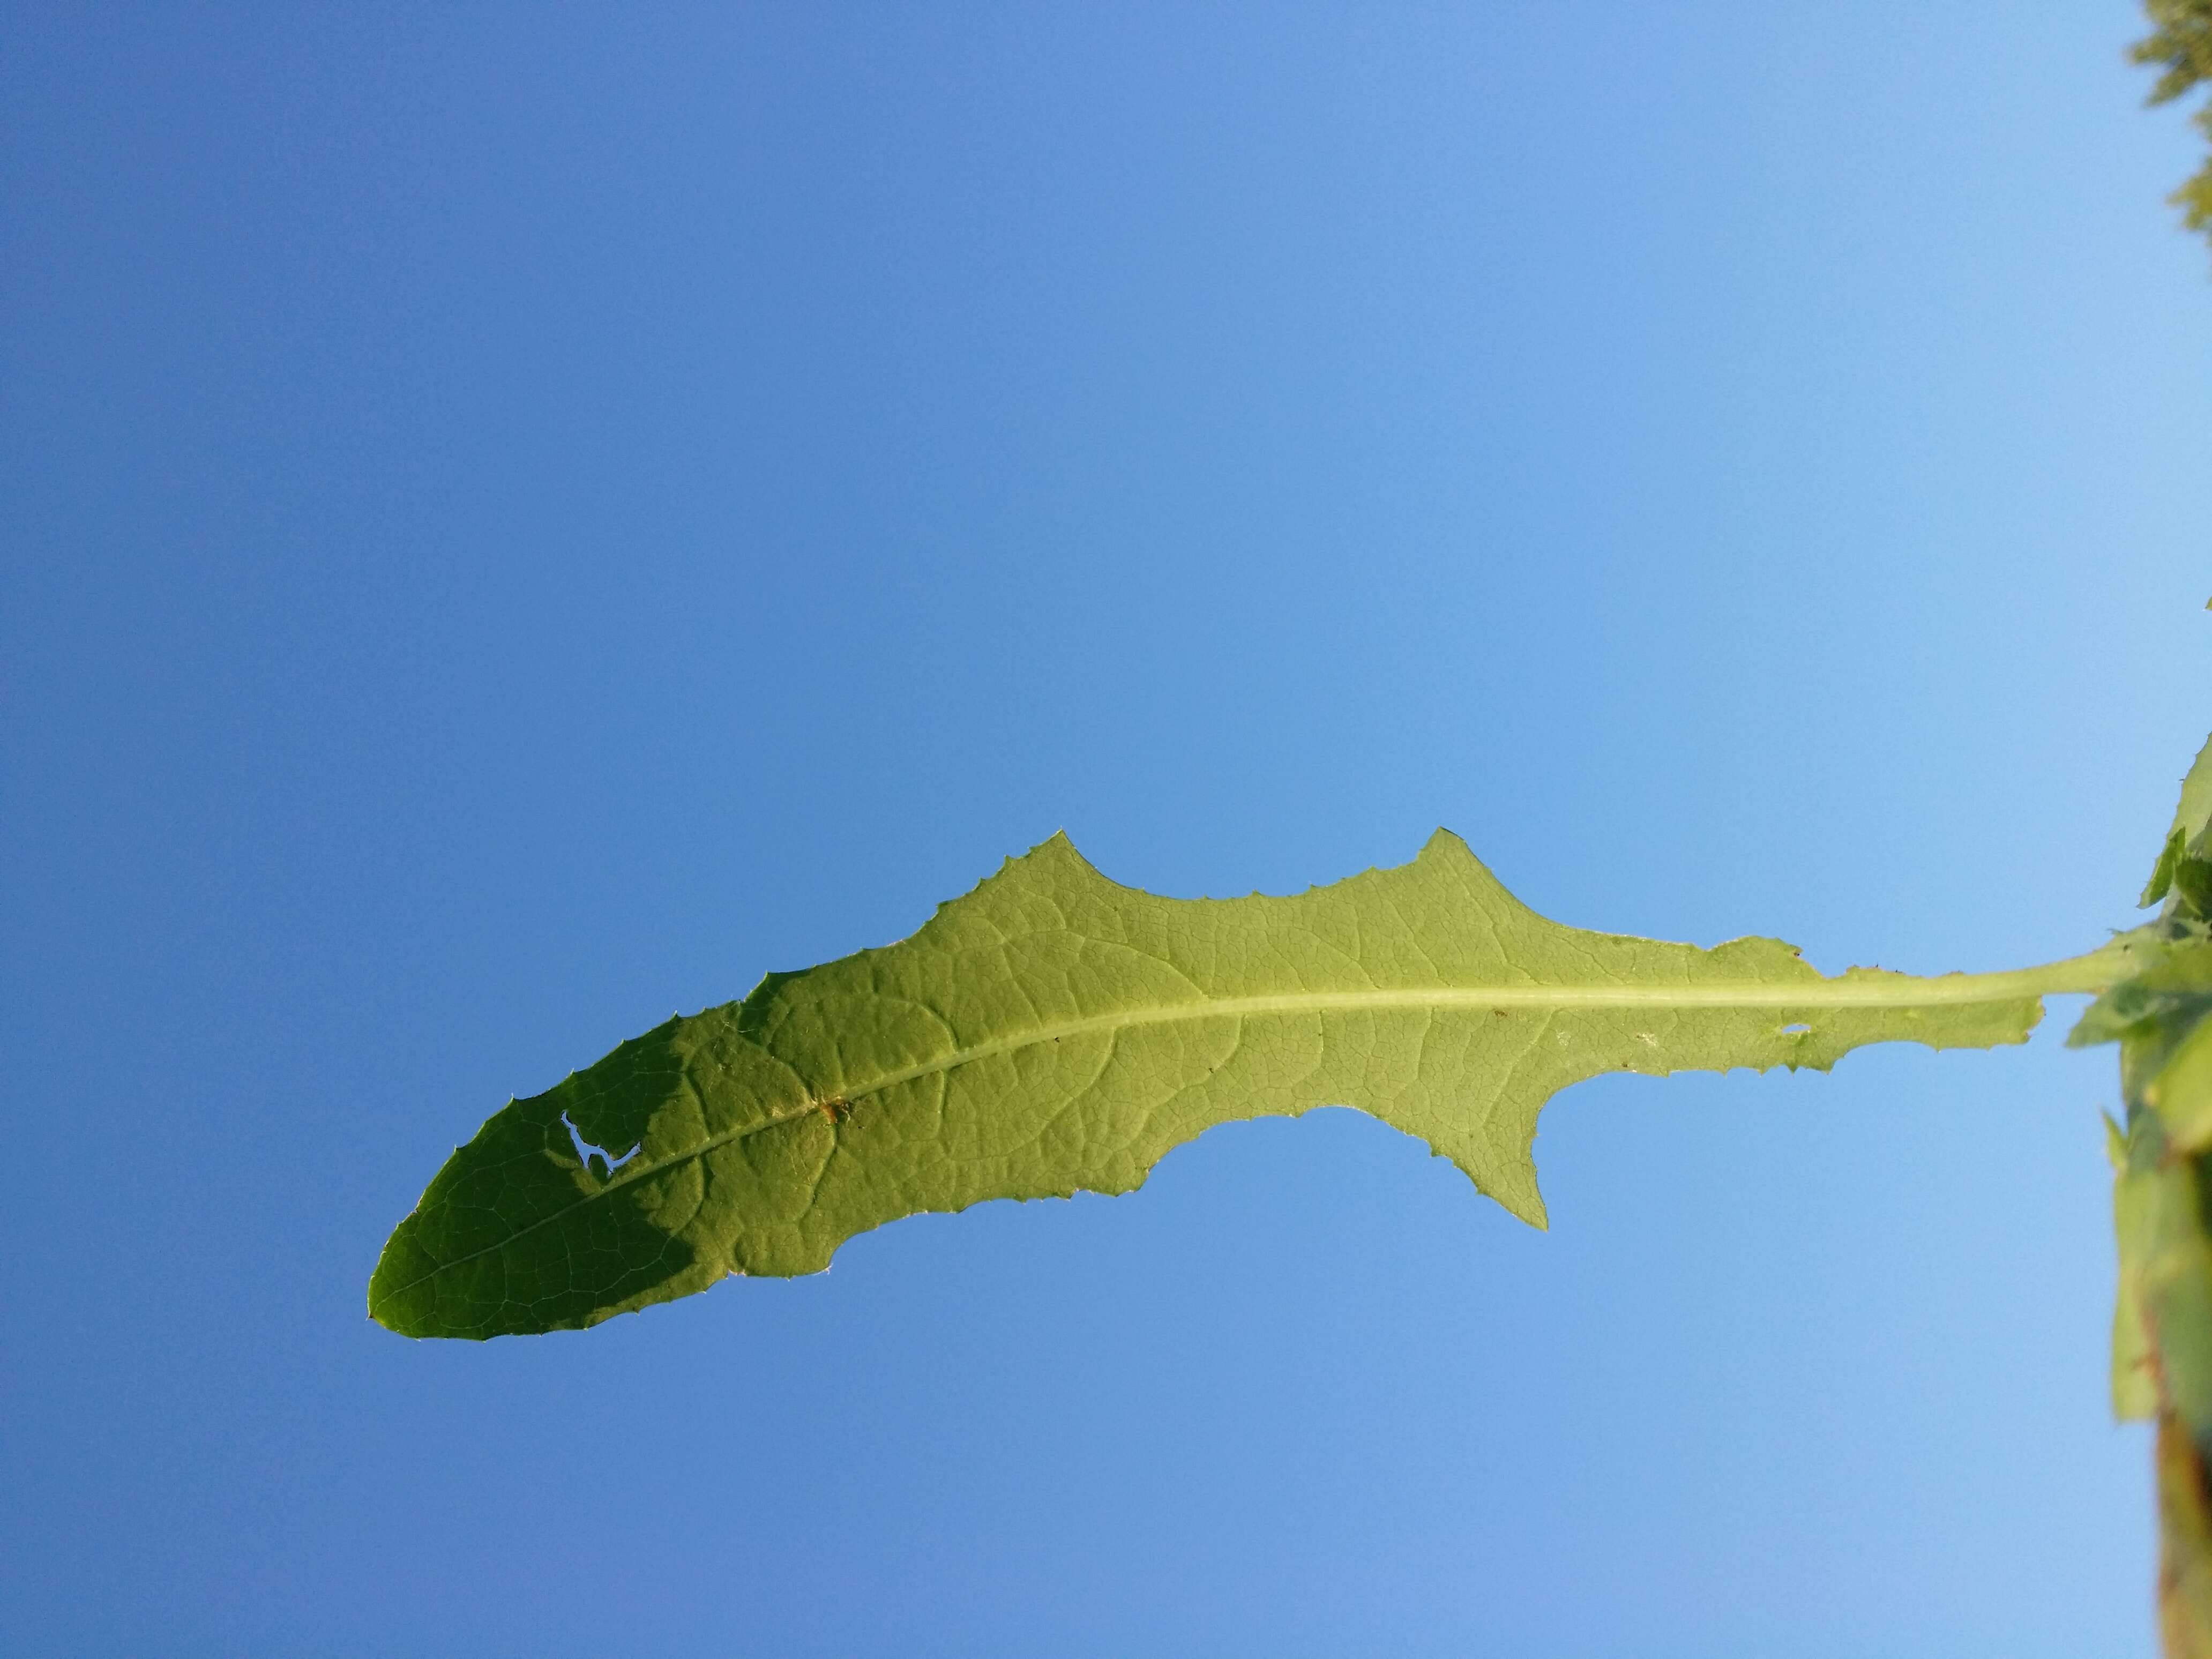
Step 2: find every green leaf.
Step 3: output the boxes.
[372,831,2139,1339]
[2083,928,2212,1448]
[2134,0,2212,245]
[2142,735,2212,910]
[2134,0,2212,109]
[2112,1110,2161,1422]
[2099,953,2212,1645]
[2081,725,2212,1652]
[2071,933,2212,1051]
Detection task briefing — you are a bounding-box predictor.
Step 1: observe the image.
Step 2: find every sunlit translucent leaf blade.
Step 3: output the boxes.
[372,830,2122,1339]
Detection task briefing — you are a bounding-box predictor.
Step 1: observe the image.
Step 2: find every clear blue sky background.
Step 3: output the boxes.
[5,4,2210,1654]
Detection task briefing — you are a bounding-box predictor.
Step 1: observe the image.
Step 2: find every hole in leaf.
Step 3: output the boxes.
[1780,1023,1812,1035]
[563,1111,641,1179]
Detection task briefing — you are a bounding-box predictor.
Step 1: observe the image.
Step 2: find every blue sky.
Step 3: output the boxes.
[5,4,2209,1653]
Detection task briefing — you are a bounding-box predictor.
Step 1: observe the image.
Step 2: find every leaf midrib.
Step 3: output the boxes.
[380,947,2128,1306]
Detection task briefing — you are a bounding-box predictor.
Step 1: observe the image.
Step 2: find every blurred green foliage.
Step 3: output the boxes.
[2136,0,2212,238]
